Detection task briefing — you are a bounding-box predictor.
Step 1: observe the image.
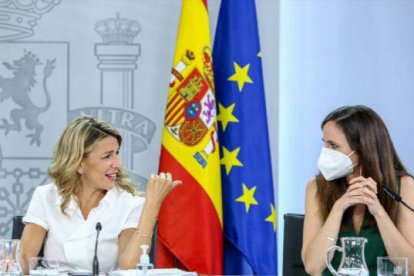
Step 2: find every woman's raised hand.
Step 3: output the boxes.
[334,176,379,213]
[145,172,182,207]
[348,176,385,217]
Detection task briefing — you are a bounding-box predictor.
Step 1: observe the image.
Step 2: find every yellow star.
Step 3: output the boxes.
[220,146,243,175]
[265,203,277,232]
[217,103,239,131]
[257,51,262,57]
[236,183,258,213]
[227,62,253,92]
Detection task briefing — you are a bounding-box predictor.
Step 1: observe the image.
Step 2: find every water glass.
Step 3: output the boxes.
[29,257,59,276]
[377,256,408,276]
[0,239,22,276]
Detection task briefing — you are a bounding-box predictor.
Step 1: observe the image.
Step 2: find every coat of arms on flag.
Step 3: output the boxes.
[165,47,217,167]
[157,1,223,274]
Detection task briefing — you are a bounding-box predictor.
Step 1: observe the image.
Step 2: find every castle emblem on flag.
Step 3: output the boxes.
[166,48,217,151]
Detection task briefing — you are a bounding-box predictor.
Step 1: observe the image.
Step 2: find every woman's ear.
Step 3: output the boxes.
[77,162,84,175]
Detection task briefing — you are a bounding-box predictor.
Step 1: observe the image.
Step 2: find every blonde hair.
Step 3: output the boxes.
[48,115,137,215]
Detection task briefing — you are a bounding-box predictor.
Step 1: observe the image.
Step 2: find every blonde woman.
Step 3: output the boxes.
[19,115,181,274]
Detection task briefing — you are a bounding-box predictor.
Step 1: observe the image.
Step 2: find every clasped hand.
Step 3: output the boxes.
[336,176,384,217]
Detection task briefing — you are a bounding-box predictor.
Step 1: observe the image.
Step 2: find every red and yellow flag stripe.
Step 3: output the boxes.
[157,0,223,274]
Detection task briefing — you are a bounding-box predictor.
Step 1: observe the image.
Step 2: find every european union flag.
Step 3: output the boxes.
[213,0,277,275]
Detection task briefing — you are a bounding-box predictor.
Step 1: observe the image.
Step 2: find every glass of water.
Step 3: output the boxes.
[29,257,59,276]
[377,256,408,276]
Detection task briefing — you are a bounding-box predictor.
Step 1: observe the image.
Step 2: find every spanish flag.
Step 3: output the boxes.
[156,0,223,274]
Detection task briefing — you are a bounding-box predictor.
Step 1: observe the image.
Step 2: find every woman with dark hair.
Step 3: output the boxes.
[301,105,414,275]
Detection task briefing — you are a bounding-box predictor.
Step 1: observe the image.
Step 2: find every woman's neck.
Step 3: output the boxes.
[354,204,366,216]
[352,204,366,234]
[76,186,107,220]
[346,164,362,183]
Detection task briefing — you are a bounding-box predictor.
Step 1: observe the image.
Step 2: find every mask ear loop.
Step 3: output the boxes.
[348,150,360,171]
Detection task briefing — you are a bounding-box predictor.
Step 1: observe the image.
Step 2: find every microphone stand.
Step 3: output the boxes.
[382,184,414,212]
[93,222,102,276]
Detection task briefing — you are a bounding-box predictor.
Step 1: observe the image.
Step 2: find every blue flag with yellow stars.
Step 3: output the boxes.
[213,0,277,274]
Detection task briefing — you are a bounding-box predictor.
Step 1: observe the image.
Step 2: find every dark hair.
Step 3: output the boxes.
[316,105,408,227]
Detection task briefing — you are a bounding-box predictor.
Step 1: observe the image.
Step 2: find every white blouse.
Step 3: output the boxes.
[23,183,145,273]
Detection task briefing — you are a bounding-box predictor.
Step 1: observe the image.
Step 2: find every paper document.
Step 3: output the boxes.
[109,268,197,276]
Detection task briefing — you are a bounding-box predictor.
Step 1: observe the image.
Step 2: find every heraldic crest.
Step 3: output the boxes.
[166,47,218,163]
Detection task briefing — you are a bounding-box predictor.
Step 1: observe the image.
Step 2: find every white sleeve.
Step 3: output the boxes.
[22,187,49,231]
[121,197,145,231]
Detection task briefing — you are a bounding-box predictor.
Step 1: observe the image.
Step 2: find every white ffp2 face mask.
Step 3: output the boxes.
[317,147,356,181]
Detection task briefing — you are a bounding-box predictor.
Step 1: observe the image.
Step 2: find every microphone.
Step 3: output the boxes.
[382,184,401,202]
[93,222,102,276]
[381,184,414,212]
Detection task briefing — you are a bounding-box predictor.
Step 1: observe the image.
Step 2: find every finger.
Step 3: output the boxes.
[364,198,376,206]
[148,174,158,184]
[349,176,367,185]
[172,180,182,188]
[166,172,172,182]
[159,172,166,179]
[347,188,378,205]
[347,185,358,193]
[357,195,376,205]
[364,183,376,194]
[346,186,374,198]
[347,182,366,192]
[342,196,365,207]
[351,180,376,195]
[349,177,378,194]
[360,187,377,199]
[347,189,363,197]
[349,196,370,206]
[347,191,365,198]
[367,177,378,194]
[347,180,376,194]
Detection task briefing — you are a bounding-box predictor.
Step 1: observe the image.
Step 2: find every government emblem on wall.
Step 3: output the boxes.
[0,2,159,237]
[0,0,65,236]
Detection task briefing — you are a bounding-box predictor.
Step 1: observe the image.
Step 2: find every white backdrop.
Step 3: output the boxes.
[2,0,414,274]
[0,0,279,264]
[279,1,414,274]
